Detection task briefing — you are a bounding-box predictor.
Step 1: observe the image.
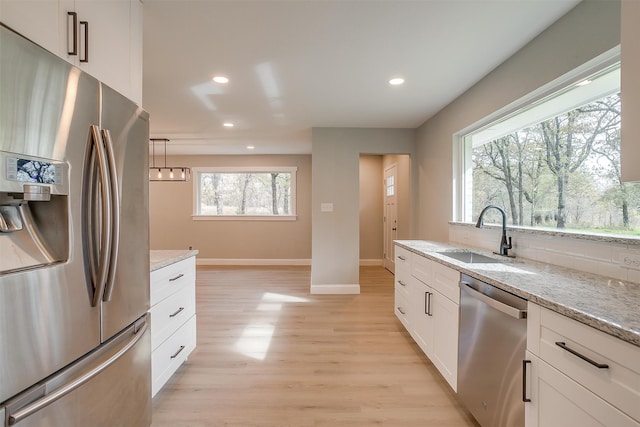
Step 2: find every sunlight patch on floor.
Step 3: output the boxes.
[234,292,309,360]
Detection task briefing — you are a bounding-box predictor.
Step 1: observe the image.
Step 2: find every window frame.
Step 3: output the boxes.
[192,166,298,221]
[453,48,622,233]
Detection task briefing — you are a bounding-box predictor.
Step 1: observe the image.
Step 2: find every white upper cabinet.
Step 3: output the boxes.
[621,0,640,182]
[0,1,61,54]
[0,0,143,105]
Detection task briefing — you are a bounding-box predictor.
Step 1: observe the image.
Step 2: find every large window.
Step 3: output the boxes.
[461,63,640,236]
[193,167,297,219]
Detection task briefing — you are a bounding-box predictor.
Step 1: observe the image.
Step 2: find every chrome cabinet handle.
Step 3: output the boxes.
[169,307,185,318]
[425,292,433,316]
[169,273,184,282]
[170,345,186,359]
[397,255,406,261]
[522,360,531,402]
[555,342,609,369]
[397,307,406,315]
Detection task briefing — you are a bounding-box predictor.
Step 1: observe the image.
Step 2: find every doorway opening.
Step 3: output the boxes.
[359,154,411,275]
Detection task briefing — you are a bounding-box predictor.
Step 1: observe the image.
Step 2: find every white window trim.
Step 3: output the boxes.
[453,47,621,224]
[192,166,298,220]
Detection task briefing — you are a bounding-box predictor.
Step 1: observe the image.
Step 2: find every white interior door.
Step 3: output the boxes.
[383,164,398,273]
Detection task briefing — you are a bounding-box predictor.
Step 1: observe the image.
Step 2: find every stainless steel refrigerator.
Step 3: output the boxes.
[0,24,151,426]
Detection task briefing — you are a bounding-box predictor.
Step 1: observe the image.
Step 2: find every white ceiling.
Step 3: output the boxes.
[143,0,581,155]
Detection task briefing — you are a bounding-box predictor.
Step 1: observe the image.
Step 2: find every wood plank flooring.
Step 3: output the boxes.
[151,266,479,427]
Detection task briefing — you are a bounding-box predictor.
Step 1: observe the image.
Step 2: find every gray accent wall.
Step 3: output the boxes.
[311,128,416,293]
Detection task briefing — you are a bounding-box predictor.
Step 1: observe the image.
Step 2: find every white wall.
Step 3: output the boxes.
[311,128,415,294]
[415,0,621,242]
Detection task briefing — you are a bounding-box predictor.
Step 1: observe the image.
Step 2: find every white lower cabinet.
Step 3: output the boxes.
[150,256,197,397]
[394,244,460,392]
[525,303,640,427]
[394,246,412,331]
[525,352,638,427]
[429,290,458,389]
[410,277,433,356]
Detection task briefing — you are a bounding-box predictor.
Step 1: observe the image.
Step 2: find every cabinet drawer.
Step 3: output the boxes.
[526,352,640,427]
[151,315,196,397]
[411,252,431,285]
[530,305,640,422]
[150,256,196,306]
[412,254,460,304]
[150,282,196,351]
[395,273,410,299]
[430,262,460,304]
[394,288,410,332]
[395,246,412,270]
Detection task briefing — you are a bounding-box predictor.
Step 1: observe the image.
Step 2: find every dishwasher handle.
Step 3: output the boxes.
[460,282,527,319]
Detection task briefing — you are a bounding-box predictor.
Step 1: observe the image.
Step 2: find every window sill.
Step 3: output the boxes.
[193,215,297,221]
[449,221,640,246]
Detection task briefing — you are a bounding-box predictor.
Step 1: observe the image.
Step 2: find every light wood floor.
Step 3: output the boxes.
[151,266,479,427]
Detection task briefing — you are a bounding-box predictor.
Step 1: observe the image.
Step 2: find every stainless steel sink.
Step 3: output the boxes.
[436,251,505,264]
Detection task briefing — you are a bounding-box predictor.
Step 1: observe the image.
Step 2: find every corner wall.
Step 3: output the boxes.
[311,128,415,294]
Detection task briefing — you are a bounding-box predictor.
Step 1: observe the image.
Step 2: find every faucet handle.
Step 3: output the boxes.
[507,236,512,249]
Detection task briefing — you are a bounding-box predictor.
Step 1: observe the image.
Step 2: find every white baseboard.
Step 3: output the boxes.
[360,259,383,266]
[197,259,383,267]
[310,284,361,294]
[197,258,311,266]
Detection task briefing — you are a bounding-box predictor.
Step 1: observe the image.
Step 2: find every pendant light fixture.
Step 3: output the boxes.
[149,138,191,182]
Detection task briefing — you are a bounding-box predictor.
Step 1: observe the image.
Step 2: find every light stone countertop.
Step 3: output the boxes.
[395,240,640,348]
[150,249,199,272]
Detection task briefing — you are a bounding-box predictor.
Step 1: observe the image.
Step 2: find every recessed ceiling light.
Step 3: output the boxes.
[247,145,255,150]
[223,122,234,127]
[389,77,405,86]
[213,76,229,84]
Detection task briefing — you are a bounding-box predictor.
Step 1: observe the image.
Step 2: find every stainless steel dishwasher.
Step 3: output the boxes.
[458,274,528,427]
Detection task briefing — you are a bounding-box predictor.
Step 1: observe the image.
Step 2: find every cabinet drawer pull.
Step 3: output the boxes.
[522,360,531,402]
[169,307,185,318]
[398,280,406,287]
[555,342,609,369]
[397,307,406,315]
[397,255,406,261]
[170,345,186,359]
[169,273,184,282]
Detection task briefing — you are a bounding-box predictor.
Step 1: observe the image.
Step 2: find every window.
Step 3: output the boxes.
[193,167,297,219]
[460,63,640,236]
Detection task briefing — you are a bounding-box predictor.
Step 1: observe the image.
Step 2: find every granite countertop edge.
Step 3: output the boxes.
[395,240,640,348]
[150,249,199,272]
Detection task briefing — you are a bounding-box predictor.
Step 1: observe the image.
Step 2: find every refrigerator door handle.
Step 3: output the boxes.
[101,129,120,302]
[6,319,148,426]
[87,125,113,307]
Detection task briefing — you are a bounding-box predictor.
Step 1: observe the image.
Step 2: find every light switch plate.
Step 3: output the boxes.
[320,203,333,212]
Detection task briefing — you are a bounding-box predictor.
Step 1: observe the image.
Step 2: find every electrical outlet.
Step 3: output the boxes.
[621,252,640,270]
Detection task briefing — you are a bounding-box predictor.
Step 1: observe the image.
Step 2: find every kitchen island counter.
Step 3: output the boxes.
[150,249,199,272]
